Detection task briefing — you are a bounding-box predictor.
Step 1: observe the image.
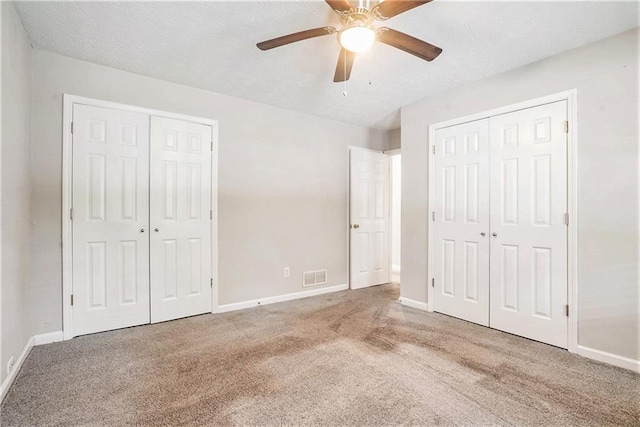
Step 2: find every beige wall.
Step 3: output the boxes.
[401,28,639,360]
[387,128,401,151]
[29,50,390,335]
[1,2,32,385]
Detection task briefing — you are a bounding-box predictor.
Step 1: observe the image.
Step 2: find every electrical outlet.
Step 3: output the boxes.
[284,267,290,278]
[7,356,15,375]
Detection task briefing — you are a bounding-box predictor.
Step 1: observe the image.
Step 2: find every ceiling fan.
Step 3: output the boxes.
[257,0,442,82]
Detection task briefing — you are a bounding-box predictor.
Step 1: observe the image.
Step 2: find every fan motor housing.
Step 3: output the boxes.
[339,6,376,25]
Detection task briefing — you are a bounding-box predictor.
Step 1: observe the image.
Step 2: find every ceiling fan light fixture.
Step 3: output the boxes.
[338,23,376,53]
[256,1,441,83]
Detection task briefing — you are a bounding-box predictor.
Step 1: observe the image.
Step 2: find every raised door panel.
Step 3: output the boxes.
[489,100,568,348]
[162,161,178,220]
[187,164,203,219]
[120,158,138,221]
[501,159,519,225]
[464,164,479,224]
[87,155,106,222]
[87,241,107,309]
[532,247,552,318]
[162,239,178,300]
[443,166,456,223]
[150,116,213,323]
[119,241,138,304]
[442,240,455,296]
[72,104,150,337]
[433,119,490,326]
[188,238,203,296]
[500,244,519,311]
[463,241,478,301]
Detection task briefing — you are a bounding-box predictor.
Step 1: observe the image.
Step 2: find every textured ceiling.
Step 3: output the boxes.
[13,1,640,129]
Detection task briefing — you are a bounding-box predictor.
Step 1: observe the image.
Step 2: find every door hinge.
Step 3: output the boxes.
[210,210,213,220]
[432,278,435,288]
[210,278,213,288]
[432,145,436,155]
[71,294,74,306]
[564,304,569,316]
[563,120,569,134]
[211,141,213,152]
[432,211,435,221]
[71,122,74,134]
[564,213,569,226]
[70,208,74,221]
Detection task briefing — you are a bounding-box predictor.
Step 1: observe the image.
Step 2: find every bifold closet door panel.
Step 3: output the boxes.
[150,116,213,323]
[72,105,151,336]
[489,100,568,348]
[433,119,490,326]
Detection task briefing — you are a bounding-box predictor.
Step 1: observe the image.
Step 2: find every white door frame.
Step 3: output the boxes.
[62,94,219,340]
[385,149,401,283]
[347,146,390,289]
[427,89,578,353]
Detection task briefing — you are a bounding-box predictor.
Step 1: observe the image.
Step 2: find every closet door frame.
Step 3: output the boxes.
[62,94,219,340]
[426,89,578,354]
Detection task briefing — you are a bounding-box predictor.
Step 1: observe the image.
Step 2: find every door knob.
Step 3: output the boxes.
[140,229,145,233]
[154,228,159,232]
[353,224,360,229]
[480,232,486,236]
[492,232,498,237]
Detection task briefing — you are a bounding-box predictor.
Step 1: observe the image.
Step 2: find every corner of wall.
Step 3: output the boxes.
[0,0,4,399]
[1,0,34,390]
[385,128,401,151]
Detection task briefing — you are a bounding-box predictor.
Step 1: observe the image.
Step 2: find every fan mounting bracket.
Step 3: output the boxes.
[337,6,376,26]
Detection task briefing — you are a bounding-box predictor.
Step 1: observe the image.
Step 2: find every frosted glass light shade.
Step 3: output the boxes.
[339,25,376,53]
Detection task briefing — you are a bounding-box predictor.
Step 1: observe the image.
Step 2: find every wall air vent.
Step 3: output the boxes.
[303,269,328,287]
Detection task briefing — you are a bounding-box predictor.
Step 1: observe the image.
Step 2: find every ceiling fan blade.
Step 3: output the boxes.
[257,27,336,51]
[325,0,353,13]
[373,0,432,20]
[377,28,442,62]
[333,48,356,82]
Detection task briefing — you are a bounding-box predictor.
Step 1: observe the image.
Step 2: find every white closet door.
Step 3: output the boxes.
[489,101,568,348]
[350,149,390,289]
[72,105,150,336]
[433,119,490,326]
[150,116,212,323]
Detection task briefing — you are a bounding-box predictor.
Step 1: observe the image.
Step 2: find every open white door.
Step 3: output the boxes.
[349,149,390,289]
[150,116,213,323]
[489,101,568,348]
[72,104,150,336]
[433,119,491,326]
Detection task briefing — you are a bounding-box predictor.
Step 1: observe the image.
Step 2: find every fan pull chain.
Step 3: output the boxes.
[368,50,373,86]
[368,52,372,86]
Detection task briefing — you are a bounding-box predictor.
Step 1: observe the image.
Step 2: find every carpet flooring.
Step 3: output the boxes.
[1,284,638,426]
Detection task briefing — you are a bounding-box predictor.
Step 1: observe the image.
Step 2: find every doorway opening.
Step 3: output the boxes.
[390,152,401,284]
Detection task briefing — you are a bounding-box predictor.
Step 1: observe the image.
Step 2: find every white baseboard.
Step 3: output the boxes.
[215,283,349,314]
[0,336,34,403]
[398,296,429,312]
[577,345,640,373]
[34,331,64,346]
